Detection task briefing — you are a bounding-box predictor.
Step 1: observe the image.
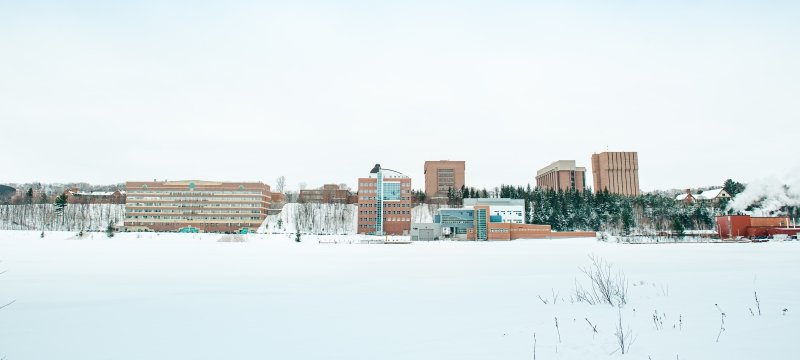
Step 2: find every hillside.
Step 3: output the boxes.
[0,204,124,231]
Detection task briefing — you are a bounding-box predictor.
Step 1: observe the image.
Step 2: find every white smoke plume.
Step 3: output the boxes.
[727,168,800,216]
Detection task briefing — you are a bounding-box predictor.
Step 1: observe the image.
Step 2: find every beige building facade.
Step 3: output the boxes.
[124,180,274,233]
[591,152,640,196]
[536,160,586,191]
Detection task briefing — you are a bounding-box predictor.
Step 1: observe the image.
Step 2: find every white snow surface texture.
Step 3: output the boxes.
[0,231,798,359]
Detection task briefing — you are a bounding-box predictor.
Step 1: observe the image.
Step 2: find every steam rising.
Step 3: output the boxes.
[727,169,800,216]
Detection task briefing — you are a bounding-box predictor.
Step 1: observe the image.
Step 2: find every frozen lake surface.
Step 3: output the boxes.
[0,231,798,359]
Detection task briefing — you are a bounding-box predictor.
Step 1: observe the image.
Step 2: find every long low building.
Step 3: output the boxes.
[124,180,277,233]
[716,215,798,239]
[413,198,596,241]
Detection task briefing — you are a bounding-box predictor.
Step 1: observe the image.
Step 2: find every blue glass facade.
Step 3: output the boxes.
[383,182,401,201]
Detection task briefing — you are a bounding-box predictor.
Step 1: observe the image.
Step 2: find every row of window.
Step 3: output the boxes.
[127,203,262,208]
[357,189,412,194]
[130,191,263,195]
[126,216,262,220]
[128,196,264,201]
[358,217,410,222]
[357,203,411,207]
[358,196,411,201]
[128,209,262,214]
[126,222,257,227]
[359,210,410,215]
[358,182,411,188]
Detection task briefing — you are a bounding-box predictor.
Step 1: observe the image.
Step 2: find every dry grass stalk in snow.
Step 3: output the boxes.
[574,254,629,307]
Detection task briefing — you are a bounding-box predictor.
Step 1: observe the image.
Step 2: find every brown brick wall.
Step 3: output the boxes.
[424,160,465,201]
[591,152,640,196]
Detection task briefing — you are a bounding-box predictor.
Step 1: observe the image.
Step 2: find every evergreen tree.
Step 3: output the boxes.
[54,193,68,214]
[672,214,686,236]
[723,179,746,197]
[106,221,115,238]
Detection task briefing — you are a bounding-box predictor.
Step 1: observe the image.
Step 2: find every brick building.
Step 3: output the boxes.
[536,160,586,191]
[65,188,126,204]
[591,151,640,196]
[299,184,352,204]
[716,215,797,239]
[424,160,465,202]
[124,180,276,233]
[358,164,412,235]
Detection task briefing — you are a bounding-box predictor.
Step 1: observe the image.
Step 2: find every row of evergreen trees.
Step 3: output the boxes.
[438,182,746,235]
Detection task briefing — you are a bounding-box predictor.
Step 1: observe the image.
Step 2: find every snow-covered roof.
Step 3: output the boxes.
[675,188,730,201]
[698,188,728,200]
[73,191,116,196]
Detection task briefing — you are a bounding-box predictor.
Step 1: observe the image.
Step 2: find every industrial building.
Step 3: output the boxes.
[715,215,798,239]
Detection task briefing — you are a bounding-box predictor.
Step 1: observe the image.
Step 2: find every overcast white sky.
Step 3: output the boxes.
[1,0,798,192]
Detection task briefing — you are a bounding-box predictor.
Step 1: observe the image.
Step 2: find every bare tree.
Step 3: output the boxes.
[275,176,286,194]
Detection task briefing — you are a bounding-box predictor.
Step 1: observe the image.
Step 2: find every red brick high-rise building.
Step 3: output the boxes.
[357,164,412,235]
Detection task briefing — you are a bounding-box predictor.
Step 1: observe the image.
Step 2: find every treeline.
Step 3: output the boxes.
[0,203,125,231]
[437,184,732,235]
[523,187,717,234]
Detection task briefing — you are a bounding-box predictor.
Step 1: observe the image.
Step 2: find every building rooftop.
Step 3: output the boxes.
[536,160,586,176]
[463,198,524,206]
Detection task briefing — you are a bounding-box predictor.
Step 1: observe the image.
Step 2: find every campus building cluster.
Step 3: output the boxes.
[411,198,595,241]
[117,150,645,236]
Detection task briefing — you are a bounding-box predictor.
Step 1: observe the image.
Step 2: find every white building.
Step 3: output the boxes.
[463,198,525,224]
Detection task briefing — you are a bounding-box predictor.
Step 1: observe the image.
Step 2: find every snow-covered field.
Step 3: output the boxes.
[0,230,798,359]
